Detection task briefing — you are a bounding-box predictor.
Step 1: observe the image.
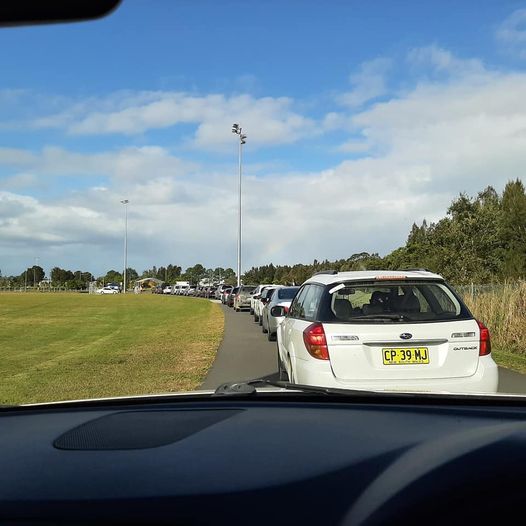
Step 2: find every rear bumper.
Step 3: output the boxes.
[294,354,499,394]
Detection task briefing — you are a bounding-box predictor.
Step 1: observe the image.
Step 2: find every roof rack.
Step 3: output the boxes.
[400,268,432,272]
[312,270,338,276]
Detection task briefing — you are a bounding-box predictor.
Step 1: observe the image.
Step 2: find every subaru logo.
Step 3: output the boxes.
[400,333,412,340]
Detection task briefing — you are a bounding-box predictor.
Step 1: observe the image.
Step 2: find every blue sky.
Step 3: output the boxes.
[1,0,526,277]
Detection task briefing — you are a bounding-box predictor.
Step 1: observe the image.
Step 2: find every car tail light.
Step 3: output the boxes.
[303,323,329,360]
[477,320,491,356]
[283,306,289,314]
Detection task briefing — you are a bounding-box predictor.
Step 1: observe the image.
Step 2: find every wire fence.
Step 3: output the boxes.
[453,283,508,300]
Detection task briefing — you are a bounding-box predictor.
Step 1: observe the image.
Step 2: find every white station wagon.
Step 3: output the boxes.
[274,270,498,394]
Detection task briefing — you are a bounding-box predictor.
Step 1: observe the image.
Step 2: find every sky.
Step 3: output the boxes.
[1,0,526,277]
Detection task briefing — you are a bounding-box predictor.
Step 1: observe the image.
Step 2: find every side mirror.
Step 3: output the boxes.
[271,306,287,317]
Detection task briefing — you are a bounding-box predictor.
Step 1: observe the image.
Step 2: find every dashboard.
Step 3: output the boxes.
[1,392,526,525]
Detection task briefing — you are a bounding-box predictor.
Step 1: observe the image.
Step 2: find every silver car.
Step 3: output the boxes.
[261,286,299,341]
[234,285,257,312]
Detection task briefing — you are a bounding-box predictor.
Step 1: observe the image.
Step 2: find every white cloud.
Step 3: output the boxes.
[32,92,316,151]
[407,45,485,76]
[0,145,196,184]
[496,8,526,58]
[338,58,392,108]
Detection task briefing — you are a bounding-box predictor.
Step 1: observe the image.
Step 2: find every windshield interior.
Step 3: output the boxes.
[0,1,524,404]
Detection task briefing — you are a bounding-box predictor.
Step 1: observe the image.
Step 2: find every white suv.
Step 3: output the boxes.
[275,270,498,394]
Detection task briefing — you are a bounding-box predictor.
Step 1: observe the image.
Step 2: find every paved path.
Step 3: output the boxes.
[201,302,278,389]
[202,301,526,394]
[498,367,526,394]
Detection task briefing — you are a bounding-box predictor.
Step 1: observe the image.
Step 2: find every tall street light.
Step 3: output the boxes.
[232,123,246,287]
[34,257,39,289]
[121,199,129,293]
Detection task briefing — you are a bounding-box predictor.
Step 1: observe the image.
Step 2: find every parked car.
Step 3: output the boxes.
[233,285,257,312]
[226,286,240,307]
[215,284,230,300]
[261,286,300,341]
[254,286,277,324]
[205,287,217,299]
[249,284,274,315]
[275,270,498,393]
[221,287,233,304]
[97,286,118,295]
[162,285,173,294]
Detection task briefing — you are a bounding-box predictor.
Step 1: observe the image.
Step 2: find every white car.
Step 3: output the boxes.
[97,286,119,295]
[275,270,498,394]
[249,284,274,315]
[162,285,172,294]
[253,286,277,324]
[261,286,300,341]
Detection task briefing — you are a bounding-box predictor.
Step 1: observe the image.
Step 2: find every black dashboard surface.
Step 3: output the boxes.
[1,396,526,525]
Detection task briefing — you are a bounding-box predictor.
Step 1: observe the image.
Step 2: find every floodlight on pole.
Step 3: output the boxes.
[121,200,129,293]
[231,123,247,287]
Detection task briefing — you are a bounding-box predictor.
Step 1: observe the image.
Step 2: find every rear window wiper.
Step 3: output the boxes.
[350,314,412,322]
[213,379,385,397]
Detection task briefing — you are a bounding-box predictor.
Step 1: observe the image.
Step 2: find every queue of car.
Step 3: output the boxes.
[217,269,499,394]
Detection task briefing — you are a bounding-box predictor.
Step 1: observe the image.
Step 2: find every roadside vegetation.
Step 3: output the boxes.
[0,294,223,405]
[464,282,526,374]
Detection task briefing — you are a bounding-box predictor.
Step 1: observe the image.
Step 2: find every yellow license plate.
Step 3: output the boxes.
[382,347,429,365]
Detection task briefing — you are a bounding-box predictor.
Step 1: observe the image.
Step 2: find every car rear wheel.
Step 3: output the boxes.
[267,329,275,341]
[250,308,254,315]
[254,313,259,322]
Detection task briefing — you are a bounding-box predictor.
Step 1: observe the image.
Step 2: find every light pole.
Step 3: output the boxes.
[34,257,39,290]
[121,200,129,293]
[231,123,246,287]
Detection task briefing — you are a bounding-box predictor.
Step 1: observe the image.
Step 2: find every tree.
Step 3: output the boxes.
[126,268,139,282]
[185,264,206,285]
[500,179,526,279]
[103,270,123,284]
[21,265,45,286]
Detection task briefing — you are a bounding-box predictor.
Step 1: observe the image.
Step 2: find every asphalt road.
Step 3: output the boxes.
[202,301,526,394]
[201,302,279,389]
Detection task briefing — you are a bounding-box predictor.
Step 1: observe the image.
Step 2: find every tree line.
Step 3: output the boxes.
[0,264,237,289]
[243,179,526,286]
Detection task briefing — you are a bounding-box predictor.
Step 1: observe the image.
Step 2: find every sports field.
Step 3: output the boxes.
[0,293,223,404]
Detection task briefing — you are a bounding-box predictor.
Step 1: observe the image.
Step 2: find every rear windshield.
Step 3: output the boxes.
[278,287,299,300]
[241,286,256,293]
[318,281,472,323]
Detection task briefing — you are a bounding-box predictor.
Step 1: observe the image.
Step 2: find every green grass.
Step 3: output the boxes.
[493,349,526,375]
[0,293,224,405]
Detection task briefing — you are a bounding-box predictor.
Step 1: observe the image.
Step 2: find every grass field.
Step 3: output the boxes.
[0,293,224,405]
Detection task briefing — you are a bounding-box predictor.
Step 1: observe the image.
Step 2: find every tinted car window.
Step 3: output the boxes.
[318,281,471,323]
[289,286,309,318]
[300,285,324,320]
[277,287,299,300]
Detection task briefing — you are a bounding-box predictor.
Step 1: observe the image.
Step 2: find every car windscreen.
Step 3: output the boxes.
[278,287,299,300]
[241,286,256,293]
[318,281,472,323]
